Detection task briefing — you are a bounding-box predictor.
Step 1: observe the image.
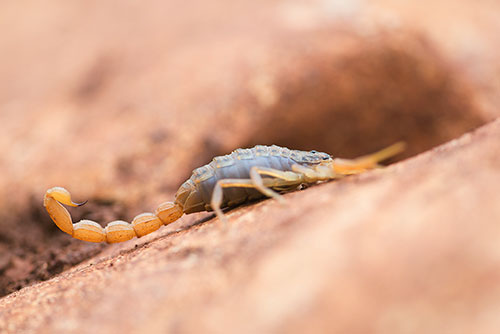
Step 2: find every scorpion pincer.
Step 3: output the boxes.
[44,142,404,243]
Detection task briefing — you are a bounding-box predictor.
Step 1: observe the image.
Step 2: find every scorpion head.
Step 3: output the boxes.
[306,150,332,165]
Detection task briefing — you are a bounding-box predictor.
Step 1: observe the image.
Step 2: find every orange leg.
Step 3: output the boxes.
[332,142,405,175]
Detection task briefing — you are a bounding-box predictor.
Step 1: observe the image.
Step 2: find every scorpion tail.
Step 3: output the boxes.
[44,187,184,243]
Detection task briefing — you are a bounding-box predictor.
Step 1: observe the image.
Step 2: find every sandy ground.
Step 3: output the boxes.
[1,0,499,332]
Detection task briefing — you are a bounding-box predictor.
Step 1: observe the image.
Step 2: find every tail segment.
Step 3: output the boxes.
[43,187,184,243]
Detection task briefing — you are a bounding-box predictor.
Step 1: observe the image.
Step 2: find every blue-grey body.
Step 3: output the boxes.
[174,145,331,214]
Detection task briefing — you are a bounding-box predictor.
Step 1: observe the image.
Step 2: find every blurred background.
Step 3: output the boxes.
[0,0,499,304]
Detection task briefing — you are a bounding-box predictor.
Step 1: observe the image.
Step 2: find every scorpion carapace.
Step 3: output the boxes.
[44,142,405,243]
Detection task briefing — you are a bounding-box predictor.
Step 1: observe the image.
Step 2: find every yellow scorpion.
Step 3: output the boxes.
[44,143,404,243]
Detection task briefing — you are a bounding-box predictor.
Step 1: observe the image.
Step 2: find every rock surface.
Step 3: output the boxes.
[1,118,499,334]
[1,0,500,333]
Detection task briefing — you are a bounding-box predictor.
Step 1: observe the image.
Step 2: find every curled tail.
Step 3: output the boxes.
[43,187,184,243]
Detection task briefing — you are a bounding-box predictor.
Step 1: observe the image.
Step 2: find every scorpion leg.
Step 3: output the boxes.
[211,179,257,224]
[249,166,303,203]
[332,142,406,175]
[211,170,303,223]
[44,187,184,243]
[291,164,336,182]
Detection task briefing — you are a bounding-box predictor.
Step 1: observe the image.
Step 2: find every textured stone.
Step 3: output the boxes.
[1,119,499,333]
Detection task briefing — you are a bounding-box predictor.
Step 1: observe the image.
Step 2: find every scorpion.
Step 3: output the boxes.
[44,142,404,243]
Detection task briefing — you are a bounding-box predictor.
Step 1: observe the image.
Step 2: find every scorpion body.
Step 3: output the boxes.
[177,145,331,214]
[44,143,404,243]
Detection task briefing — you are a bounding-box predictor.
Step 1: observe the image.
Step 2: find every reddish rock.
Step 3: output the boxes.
[1,0,500,332]
[1,117,500,334]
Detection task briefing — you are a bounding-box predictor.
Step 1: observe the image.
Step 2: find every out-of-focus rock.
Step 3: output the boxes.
[240,32,484,159]
[367,0,500,118]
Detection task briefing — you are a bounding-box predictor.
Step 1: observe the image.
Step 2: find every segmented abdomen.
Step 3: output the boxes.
[174,145,331,214]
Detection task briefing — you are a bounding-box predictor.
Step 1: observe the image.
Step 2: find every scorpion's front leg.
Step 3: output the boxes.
[44,187,184,243]
[331,142,406,175]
